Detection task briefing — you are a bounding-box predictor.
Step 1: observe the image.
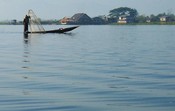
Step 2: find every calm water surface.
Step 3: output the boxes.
[0,25,175,111]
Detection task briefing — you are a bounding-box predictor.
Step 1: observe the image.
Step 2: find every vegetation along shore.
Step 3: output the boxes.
[1,7,175,25]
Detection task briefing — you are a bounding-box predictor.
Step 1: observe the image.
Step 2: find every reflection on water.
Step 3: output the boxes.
[0,25,175,111]
[23,33,30,44]
[23,33,31,70]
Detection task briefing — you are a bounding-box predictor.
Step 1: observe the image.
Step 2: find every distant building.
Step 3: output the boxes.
[59,17,72,24]
[160,16,170,22]
[118,15,134,24]
[59,13,93,25]
[146,17,151,23]
[70,13,93,25]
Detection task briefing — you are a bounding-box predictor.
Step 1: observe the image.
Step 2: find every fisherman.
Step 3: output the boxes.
[23,15,30,33]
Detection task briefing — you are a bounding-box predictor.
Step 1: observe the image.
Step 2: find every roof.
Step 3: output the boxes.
[70,13,93,24]
[71,13,91,21]
[72,13,84,20]
[160,16,169,18]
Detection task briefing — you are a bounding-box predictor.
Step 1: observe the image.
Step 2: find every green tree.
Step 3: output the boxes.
[168,14,175,21]
[109,7,138,18]
[150,14,159,22]
[136,15,147,23]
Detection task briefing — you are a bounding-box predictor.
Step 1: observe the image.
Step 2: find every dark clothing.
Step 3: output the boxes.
[23,15,30,33]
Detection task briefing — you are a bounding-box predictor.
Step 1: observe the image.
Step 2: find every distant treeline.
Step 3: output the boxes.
[1,7,175,25]
[108,7,175,24]
[136,13,175,23]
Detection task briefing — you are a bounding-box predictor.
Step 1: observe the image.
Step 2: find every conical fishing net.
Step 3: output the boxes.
[28,10,45,33]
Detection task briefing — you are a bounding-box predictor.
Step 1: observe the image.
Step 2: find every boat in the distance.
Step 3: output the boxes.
[26,10,78,34]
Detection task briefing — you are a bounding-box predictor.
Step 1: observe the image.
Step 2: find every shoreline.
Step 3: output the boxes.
[114,22,175,25]
[1,22,175,25]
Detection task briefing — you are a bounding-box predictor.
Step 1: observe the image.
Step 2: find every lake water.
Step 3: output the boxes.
[0,25,175,111]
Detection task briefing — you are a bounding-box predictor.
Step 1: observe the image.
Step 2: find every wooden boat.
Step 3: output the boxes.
[27,26,79,34]
[25,10,78,34]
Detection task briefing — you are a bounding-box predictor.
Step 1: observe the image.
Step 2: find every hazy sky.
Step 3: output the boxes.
[0,0,174,20]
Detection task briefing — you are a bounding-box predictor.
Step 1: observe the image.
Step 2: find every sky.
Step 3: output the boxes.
[0,0,174,21]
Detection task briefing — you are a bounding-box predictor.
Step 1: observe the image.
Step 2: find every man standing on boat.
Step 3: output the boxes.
[23,15,30,33]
